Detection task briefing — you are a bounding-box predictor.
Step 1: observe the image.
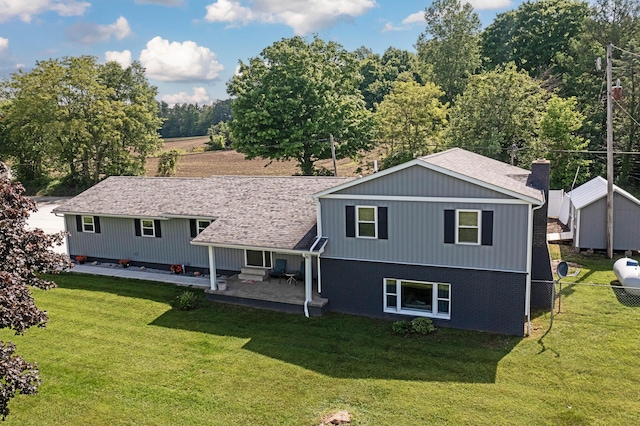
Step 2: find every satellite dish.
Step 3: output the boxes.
[557,261,568,278]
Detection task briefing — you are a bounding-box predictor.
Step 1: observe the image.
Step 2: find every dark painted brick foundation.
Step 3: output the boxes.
[320,258,527,335]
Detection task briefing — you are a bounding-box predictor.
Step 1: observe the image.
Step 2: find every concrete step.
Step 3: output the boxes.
[238,273,268,282]
[240,267,269,277]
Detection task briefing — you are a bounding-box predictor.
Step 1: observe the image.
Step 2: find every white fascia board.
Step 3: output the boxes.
[320,194,531,205]
[53,211,170,220]
[189,241,320,256]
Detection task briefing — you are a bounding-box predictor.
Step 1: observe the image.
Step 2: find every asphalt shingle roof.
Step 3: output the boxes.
[417,148,543,202]
[53,175,353,250]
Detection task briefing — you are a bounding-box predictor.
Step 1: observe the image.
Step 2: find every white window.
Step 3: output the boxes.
[82,215,95,233]
[245,250,272,268]
[456,209,480,245]
[141,219,155,237]
[384,278,450,319]
[356,206,377,238]
[197,220,211,234]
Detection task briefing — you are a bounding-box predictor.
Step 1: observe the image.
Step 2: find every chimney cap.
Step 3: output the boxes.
[532,158,550,165]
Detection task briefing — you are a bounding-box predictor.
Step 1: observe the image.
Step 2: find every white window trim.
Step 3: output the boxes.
[244,250,273,268]
[197,219,211,234]
[356,205,377,239]
[455,209,481,245]
[82,215,95,233]
[383,278,451,320]
[141,219,156,238]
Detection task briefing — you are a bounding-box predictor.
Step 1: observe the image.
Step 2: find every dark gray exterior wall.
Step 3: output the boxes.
[575,193,640,250]
[335,165,512,199]
[320,258,526,335]
[320,198,530,272]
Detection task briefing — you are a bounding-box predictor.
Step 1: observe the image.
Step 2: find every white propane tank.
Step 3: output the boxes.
[613,257,640,295]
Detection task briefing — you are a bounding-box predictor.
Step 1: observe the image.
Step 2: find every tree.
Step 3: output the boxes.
[1,56,162,190]
[375,76,448,165]
[539,96,591,188]
[207,121,233,150]
[227,36,374,175]
[445,64,546,167]
[0,162,73,419]
[481,0,589,77]
[416,0,482,103]
[156,149,183,177]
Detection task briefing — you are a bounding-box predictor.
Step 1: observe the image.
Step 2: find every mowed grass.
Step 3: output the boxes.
[2,265,640,425]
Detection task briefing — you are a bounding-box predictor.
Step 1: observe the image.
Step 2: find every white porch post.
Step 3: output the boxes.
[303,254,313,317]
[208,245,217,290]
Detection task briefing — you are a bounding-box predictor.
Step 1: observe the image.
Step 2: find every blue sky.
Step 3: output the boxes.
[0,0,523,104]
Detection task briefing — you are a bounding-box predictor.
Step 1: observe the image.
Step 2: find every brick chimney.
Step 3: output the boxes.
[527,158,553,308]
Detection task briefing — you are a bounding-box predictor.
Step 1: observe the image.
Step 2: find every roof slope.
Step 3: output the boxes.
[568,176,640,209]
[417,148,543,202]
[54,175,353,250]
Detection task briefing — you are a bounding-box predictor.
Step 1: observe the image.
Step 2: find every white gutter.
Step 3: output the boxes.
[525,190,546,337]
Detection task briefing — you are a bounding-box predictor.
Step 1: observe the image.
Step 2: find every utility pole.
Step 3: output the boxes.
[606,43,614,259]
[330,134,338,177]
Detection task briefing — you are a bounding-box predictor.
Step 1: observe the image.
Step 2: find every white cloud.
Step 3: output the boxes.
[205,0,377,35]
[0,37,8,55]
[162,87,212,105]
[140,36,224,82]
[381,22,402,33]
[105,50,132,68]
[67,16,133,44]
[466,0,512,11]
[402,11,425,25]
[0,0,90,23]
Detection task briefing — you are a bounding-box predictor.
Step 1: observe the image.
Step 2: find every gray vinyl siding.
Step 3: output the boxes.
[65,215,308,272]
[65,215,210,267]
[320,199,529,272]
[321,258,526,335]
[575,193,640,250]
[334,165,512,199]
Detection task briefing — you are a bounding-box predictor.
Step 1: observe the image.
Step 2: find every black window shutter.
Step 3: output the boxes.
[346,206,355,238]
[444,210,455,244]
[481,211,494,246]
[94,216,101,234]
[76,215,83,232]
[190,219,197,238]
[154,220,162,238]
[134,219,141,237]
[378,207,388,239]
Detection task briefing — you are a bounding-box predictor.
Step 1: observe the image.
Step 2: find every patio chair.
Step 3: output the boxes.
[270,259,287,283]
[294,261,305,284]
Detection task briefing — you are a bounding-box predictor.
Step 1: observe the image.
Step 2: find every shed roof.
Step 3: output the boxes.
[568,176,640,209]
[53,175,353,250]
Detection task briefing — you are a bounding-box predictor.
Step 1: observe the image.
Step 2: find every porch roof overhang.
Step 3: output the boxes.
[189,237,328,256]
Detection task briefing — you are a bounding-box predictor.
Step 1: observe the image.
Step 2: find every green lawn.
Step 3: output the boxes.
[2,261,640,425]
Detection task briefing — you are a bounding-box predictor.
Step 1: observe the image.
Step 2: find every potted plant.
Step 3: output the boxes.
[75,255,87,264]
[170,264,183,274]
[119,259,130,268]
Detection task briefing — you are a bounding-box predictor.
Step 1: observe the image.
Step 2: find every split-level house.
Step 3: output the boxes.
[53,148,552,335]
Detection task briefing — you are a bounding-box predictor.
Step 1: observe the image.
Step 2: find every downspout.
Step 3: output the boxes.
[303,253,312,317]
[526,191,546,336]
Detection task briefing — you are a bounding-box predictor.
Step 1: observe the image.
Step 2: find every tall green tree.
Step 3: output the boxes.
[481,0,589,77]
[227,36,374,175]
[445,64,546,167]
[416,0,482,103]
[1,56,162,189]
[375,76,448,165]
[539,96,591,188]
